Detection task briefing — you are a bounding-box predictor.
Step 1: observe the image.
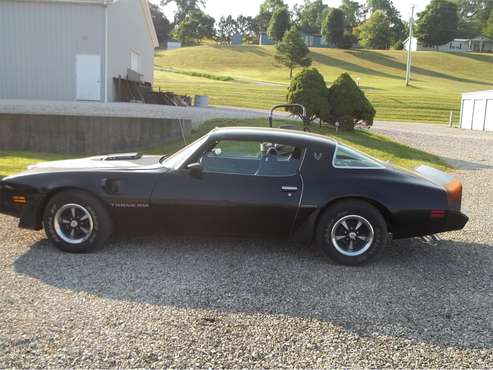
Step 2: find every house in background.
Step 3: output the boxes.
[259,32,274,46]
[259,32,332,48]
[301,32,331,48]
[0,0,159,103]
[404,36,493,53]
[231,33,243,45]
[167,40,182,49]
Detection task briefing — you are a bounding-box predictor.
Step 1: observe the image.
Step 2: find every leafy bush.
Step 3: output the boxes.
[326,72,376,131]
[168,69,234,81]
[321,8,345,48]
[268,7,291,42]
[391,40,404,50]
[341,32,356,49]
[355,10,392,50]
[286,68,330,122]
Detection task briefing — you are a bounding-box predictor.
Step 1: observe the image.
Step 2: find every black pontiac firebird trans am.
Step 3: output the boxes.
[0,127,468,265]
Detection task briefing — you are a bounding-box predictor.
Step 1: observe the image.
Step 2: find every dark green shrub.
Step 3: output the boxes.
[326,72,376,131]
[340,32,356,49]
[392,40,404,50]
[286,68,331,122]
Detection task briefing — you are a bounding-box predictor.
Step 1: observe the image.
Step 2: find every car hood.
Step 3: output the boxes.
[26,153,163,173]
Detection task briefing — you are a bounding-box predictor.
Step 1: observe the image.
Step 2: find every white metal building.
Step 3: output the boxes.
[404,36,493,53]
[0,0,159,103]
[460,90,493,132]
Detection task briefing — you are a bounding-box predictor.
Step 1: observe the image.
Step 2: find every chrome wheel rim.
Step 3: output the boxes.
[54,203,94,245]
[329,215,375,257]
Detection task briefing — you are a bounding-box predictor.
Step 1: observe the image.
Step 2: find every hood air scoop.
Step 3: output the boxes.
[101,153,143,161]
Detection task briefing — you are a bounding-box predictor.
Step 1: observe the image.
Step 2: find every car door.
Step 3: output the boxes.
[151,139,304,237]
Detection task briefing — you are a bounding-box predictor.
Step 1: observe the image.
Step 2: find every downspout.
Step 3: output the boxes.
[104,3,109,103]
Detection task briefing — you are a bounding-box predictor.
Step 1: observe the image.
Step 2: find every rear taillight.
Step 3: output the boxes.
[446,179,463,205]
[431,210,446,218]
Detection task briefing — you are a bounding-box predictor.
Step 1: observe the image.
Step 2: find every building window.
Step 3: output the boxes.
[130,51,140,73]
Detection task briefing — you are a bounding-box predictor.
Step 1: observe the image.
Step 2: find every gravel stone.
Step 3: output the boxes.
[0,122,492,368]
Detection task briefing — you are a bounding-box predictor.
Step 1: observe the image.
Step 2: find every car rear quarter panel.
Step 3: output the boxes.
[295,145,450,240]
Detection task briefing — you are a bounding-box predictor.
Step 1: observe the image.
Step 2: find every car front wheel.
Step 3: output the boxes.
[316,200,388,266]
[43,190,112,253]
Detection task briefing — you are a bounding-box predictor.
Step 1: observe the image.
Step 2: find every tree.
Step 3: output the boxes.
[149,2,172,47]
[456,0,493,37]
[416,0,458,48]
[268,7,291,42]
[287,68,330,122]
[217,15,238,44]
[321,8,346,48]
[355,10,392,49]
[161,0,206,24]
[326,73,376,131]
[340,0,364,30]
[257,0,286,31]
[366,0,406,45]
[173,9,215,45]
[236,16,259,44]
[484,9,493,38]
[275,27,312,79]
[297,0,329,34]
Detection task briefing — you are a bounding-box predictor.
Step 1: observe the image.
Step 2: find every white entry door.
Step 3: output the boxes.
[76,54,101,101]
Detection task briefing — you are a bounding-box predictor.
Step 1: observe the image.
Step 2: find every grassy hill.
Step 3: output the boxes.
[154,45,493,124]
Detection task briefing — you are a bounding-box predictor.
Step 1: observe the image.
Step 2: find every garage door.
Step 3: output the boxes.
[486,100,493,132]
[461,99,474,129]
[472,99,486,130]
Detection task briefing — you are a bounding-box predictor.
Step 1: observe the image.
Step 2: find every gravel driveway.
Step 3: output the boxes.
[1,123,492,368]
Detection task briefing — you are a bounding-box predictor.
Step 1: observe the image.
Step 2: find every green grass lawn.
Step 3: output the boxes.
[154,45,493,124]
[0,119,450,178]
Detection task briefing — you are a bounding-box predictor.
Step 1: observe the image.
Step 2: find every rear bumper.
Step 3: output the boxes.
[392,210,469,239]
[445,210,469,232]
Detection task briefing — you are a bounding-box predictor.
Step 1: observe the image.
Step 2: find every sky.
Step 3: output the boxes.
[150,0,432,22]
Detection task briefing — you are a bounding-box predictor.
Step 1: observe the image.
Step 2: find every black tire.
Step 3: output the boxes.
[43,190,112,253]
[316,200,388,266]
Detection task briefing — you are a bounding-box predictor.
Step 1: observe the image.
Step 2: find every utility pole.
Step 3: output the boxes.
[405,4,415,87]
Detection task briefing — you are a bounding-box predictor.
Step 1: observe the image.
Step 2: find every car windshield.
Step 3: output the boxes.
[161,135,208,169]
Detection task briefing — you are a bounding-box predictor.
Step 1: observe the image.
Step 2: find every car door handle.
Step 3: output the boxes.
[282,186,298,192]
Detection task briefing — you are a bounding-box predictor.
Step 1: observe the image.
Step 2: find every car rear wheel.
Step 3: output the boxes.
[43,190,112,253]
[316,200,388,266]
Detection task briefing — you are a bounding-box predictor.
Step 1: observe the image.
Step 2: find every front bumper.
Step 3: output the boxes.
[0,184,21,218]
[0,183,44,230]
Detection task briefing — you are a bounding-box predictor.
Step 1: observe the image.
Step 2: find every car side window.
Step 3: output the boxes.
[200,140,302,177]
[333,145,384,169]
